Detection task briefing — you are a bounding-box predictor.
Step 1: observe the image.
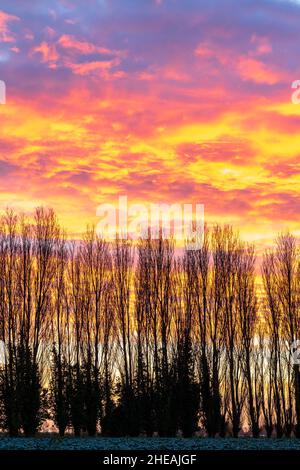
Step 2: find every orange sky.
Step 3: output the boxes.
[1,0,300,252]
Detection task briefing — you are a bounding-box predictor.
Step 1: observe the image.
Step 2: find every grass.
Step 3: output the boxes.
[0,437,300,450]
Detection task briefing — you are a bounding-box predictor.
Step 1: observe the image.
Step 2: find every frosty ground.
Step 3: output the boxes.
[0,437,300,450]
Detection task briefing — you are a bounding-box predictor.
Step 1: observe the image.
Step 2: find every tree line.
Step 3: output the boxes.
[0,208,299,438]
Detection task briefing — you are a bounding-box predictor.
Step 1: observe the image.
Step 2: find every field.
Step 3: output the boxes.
[0,437,300,451]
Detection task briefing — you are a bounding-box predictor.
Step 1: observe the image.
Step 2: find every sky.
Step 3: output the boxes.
[1,0,300,250]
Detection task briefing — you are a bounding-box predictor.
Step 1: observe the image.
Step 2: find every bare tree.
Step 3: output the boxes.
[262,234,300,436]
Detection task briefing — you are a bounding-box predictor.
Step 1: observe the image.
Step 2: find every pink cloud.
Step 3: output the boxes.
[31,41,59,65]
[57,34,121,57]
[237,56,283,84]
[0,10,19,43]
[31,34,126,75]
[67,59,120,75]
[250,34,272,56]
[194,41,230,66]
